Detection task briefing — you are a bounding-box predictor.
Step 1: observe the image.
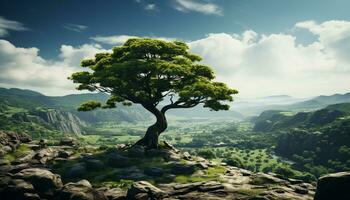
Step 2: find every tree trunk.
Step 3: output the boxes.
[134,105,167,149]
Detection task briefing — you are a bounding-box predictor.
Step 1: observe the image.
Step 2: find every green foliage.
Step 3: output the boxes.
[77,101,102,111]
[196,149,216,159]
[224,156,244,168]
[70,38,237,113]
[4,144,30,162]
[102,180,134,190]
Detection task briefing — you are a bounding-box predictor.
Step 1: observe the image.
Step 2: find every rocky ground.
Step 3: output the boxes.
[0,130,349,200]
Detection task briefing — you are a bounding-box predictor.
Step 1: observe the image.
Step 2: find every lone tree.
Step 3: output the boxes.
[70,38,237,149]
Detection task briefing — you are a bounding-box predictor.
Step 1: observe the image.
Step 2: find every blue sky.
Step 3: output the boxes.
[2,0,349,58]
[0,0,350,97]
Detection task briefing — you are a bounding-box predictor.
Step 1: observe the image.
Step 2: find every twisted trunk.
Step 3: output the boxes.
[134,105,167,149]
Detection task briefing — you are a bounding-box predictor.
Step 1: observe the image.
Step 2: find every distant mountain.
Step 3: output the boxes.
[253,103,350,132]
[325,103,350,113]
[233,92,350,116]
[280,92,350,111]
[231,95,307,116]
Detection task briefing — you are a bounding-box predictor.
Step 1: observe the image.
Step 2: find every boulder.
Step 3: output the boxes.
[60,138,77,146]
[314,171,350,200]
[293,185,308,194]
[250,173,287,185]
[34,147,58,164]
[182,152,192,160]
[97,187,126,200]
[128,145,145,157]
[0,130,31,156]
[66,163,87,178]
[126,181,167,200]
[0,178,41,200]
[86,159,104,171]
[58,150,73,158]
[144,167,164,177]
[56,179,107,200]
[170,162,196,175]
[13,168,63,198]
[120,172,147,181]
[108,153,131,168]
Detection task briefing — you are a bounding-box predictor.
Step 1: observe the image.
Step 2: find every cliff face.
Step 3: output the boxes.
[35,110,87,135]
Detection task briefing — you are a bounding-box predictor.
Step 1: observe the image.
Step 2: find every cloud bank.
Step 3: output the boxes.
[63,23,88,32]
[173,0,223,16]
[0,16,28,37]
[1,20,350,98]
[189,20,350,97]
[0,40,106,95]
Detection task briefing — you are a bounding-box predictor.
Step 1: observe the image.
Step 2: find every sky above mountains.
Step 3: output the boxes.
[0,0,350,98]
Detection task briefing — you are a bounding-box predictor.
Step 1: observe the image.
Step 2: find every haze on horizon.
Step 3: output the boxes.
[0,0,350,98]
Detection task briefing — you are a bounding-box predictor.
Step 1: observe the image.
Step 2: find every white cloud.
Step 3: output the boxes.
[189,21,350,98]
[91,35,138,45]
[0,40,107,95]
[135,0,158,11]
[1,20,350,98]
[91,35,176,45]
[0,16,28,37]
[296,20,350,70]
[145,4,157,11]
[174,0,223,16]
[63,23,88,32]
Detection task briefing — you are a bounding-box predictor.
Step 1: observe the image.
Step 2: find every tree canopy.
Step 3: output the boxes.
[70,38,238,148]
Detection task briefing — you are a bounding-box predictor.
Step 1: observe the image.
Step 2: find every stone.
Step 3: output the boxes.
[294,186,308,194]
[0,158,10,166]
[97,187,126,200]
[314,171,350,200]
[0,178,41,200]
[251,173,287,185]
[60,137,77,146]
[182,152,192,160]
[198,181,224,192]
[39,139,47,148]
[144,167,164,176]
[66,163,87,178]
[14,168,63,198]
[128,145,145,157]
[16,150,35,163]
[197,162,209,169]
[34,147,58,164]
[86,159,104,171]
[247,197,270,200]
[56,179,107,200]
[58,150,73,158]
[126,181,167,200]
[170,162,196,175]
[108,153,131,168]
[288,178,304,184]
[120,172,147,181]
[0,130,31,156]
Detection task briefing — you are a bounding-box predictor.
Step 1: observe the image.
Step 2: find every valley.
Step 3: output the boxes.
[1,87,349,184]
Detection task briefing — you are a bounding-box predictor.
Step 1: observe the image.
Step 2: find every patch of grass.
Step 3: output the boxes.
[4,154,16,162]
[249,177,269,185]
[100,179,134,190]
[174,166,227,184]
[4,144,30,162]
[234,188,264,196]
[205,166,226,175]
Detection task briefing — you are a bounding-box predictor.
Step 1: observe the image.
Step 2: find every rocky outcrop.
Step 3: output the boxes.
[126,181,166,200]
[0,168,63,200]
[2,141,347,200]
[35,110,87,135]
[0,130,31,156]
[314,171,350,200]
[56,179,107,200]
